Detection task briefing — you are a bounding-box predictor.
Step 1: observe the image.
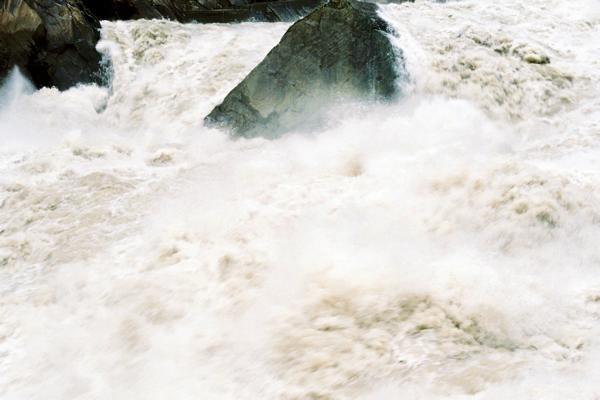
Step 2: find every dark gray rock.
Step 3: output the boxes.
[79,0,145,20]
[205,0,406,138]
[178,0,326,23]
[0,0,105,90]
[81,0,325,22]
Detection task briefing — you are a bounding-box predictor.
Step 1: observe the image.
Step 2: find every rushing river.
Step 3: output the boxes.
[1,0,600,398]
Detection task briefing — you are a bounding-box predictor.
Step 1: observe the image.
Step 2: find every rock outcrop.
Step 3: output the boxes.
[80,0,325,23]
[205,0,405,137]
[0,0,105,90]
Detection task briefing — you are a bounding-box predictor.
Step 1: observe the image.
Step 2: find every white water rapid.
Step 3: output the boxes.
[1,0,600,398]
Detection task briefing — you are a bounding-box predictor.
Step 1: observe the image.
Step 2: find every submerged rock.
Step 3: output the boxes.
[80,0,325,23]
[0,0,104,90]
[205,0,406,138]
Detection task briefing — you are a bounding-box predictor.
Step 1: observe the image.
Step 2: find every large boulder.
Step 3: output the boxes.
[205,0,406,137]
[0,0,105,90]
[80,0,325,23]
[78,0,146,20]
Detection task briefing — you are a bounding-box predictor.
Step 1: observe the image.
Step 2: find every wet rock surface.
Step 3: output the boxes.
[205,0,407,137]
[0,0,104,90]
[81,0,325,22]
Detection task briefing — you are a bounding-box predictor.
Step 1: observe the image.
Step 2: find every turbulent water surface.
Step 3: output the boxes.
[1,0,600,398]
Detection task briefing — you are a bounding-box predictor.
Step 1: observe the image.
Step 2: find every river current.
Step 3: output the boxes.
[1,0,600,398]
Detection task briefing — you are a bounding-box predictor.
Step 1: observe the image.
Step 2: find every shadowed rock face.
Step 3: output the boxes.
[205,0,407,138]
[0,0,104,90]
[80,0,325,23]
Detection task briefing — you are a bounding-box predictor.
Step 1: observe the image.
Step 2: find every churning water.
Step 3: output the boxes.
[1,0,600,398]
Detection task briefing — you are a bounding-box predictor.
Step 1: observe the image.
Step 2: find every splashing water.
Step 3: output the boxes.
[0,67,35,109]
[1,1,600,399]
